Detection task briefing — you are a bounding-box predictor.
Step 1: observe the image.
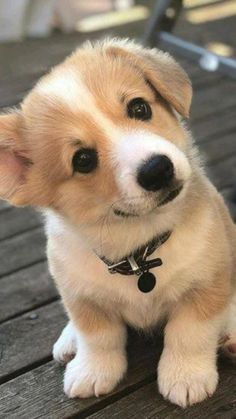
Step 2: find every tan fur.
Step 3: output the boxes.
[0,38,236,407]
[186,275,231,321]
[68,298,113,336]
[105,42,192,117]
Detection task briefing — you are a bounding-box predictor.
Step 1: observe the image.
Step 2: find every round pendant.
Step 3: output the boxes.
[138,271,156,293]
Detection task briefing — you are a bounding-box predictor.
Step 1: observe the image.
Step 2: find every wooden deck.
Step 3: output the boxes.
[0,2,236,418]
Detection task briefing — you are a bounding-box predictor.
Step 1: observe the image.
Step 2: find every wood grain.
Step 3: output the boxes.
[0,262,57,323]
[0,301,66,383]
[0,207,41,241]
[200,131,236,165]
[0,329,162,419]
[192,107,236,144]
[0,227,46,278]
[87,359,236,419]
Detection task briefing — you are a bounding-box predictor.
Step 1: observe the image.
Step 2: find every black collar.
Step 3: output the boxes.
[98,231,171,292]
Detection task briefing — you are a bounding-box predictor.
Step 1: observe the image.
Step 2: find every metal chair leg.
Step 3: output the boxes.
[143,0,183,47]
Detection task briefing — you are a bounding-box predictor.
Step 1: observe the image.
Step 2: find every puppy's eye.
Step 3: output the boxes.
[127,98,152,121]
[72,148,98,174]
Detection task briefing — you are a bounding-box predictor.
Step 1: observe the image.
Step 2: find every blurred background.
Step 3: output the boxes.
[0,0,235,52]
[0,0,236,105]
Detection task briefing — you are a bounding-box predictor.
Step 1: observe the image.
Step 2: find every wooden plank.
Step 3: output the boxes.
[0,30,220,84]
[0,28,147,82]
[0,21,170,100]
[0,201,11,212]
[221,187,236,222]
[0,207,41,241]
[200,131,236,165]
[209,154,236,190]
[191,80,236,122]
[0,301,67,383]
[0,262,57,323]
[0,72,43,109]
[0,329,161,419]
[86,359,236,419]
[190,69,223,88]
[192,106,236,143]
[0,227,46,278]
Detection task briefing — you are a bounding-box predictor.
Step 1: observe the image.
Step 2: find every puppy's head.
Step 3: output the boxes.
[0,39,193,225]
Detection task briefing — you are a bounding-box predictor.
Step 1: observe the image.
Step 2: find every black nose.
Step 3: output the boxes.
[137,155,174,191]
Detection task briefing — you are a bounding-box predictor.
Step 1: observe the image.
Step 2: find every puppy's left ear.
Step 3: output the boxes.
[0,113,31,205]
[107,42,192,117]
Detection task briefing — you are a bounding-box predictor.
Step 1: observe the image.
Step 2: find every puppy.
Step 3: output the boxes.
[0,39,236,407]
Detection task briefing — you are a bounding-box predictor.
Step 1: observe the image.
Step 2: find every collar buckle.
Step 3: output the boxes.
[108,259,126,274]
[99,231,171,276]
[127,255,143,276]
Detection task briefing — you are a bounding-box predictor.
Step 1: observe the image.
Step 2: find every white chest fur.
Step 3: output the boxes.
[45,209,212,330]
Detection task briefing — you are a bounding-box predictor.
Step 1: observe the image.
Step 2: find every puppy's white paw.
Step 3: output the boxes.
[158,351,218,407]
[64,350,127,398]
[53,322,77,364]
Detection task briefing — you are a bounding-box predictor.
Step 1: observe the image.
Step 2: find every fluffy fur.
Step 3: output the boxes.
[0,39,236,407]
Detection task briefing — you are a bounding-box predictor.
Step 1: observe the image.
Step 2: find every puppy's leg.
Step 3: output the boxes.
[158,282,228,407]
[63,300,127,398]
[221,291,236,360]
[53,321,77,364]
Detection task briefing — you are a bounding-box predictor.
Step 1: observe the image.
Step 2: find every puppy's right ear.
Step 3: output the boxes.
[0,113,31,205]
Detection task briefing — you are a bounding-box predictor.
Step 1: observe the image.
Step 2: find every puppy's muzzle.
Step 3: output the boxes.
[137,154,174,192]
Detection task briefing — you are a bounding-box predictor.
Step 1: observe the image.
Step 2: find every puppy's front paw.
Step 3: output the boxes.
[53,322,77,364]
[158,351,218,407]
[64,350,127,398]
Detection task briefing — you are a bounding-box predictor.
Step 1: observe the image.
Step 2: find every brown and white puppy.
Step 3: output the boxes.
[0,39,236,407]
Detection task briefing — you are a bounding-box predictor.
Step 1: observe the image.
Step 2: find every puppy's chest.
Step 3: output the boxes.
[84,262,167,329]
[50,237,171,329]
[46,217,193,329]
[120,290,169,329]
[102,269,167,328]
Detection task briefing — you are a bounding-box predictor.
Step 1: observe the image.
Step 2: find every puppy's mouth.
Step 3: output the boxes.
[158,185,183,207]
[113,208,139,218]
[113,185,183,218]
